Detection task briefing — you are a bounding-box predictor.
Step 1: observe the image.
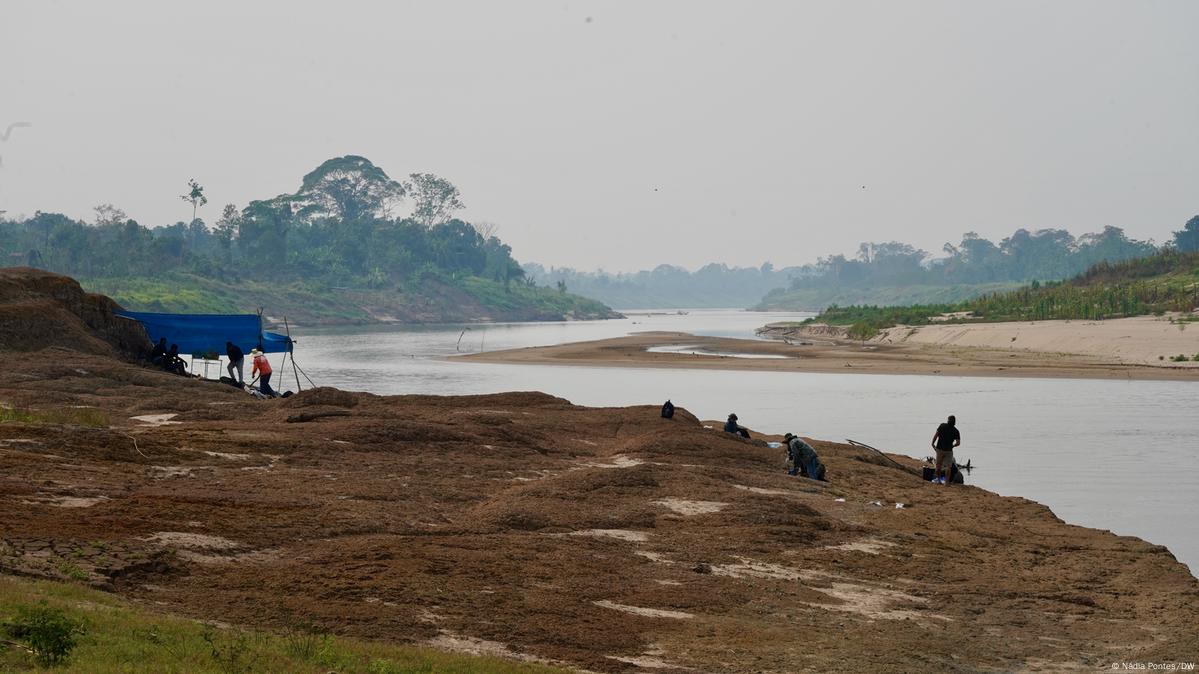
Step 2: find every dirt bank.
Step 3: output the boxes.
[459,329,1199,381]
[0,267,149,358]
[1,350,1196,672]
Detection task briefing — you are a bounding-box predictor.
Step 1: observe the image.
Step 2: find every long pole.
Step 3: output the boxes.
[285,316,301,392]
[844,438,919,475]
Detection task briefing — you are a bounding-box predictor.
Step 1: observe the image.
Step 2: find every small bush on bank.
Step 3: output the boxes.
[3,602,86,666]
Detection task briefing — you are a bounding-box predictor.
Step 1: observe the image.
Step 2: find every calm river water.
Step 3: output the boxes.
[272,310,1198,574]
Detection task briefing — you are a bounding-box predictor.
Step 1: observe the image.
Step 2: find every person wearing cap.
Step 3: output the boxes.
[251,347,275,396]
[226,341,245,385]
[723,413,749,438]
[784,432,826,481]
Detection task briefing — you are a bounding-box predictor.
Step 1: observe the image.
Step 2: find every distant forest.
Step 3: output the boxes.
[809,247,1199,341]
[784,226,1170,290]
[0,156,527,291]
[535,218,1197,311]
[522,262,800,309]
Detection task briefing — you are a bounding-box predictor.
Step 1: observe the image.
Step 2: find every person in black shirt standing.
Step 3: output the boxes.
[931,415,961,486]
[226,341,245,385]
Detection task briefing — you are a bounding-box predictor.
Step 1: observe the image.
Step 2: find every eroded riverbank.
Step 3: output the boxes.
[1,349,1196,671]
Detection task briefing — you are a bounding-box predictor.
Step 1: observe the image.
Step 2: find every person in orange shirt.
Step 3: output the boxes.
[250,348,275,397]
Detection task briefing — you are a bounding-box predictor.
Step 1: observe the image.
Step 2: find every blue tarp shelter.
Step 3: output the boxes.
[116,312,292,357]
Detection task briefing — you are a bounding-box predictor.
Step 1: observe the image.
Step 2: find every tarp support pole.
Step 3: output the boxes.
[285,316,301,393]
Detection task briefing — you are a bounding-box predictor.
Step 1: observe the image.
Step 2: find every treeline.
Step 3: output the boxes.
[528,218,1199,311]
[522,262,800,309]
[754,218,1199,311]
[0,156,527,291]
[813,248,1199,337]
[789,226,1166,291]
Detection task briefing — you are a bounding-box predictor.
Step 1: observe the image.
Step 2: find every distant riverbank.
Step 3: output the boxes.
[80,272,621,326]
[458,324,1199,380]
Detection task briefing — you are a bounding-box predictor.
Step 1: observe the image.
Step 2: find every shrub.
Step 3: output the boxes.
[846,321,880,341]
[3,602,86,666]
[202,626,259,674]
[282,621,330,661]
[1171,354,1189,362]
[57,561,88,581]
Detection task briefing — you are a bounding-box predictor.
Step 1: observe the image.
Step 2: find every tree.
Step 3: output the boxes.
[214,204,240,261]
[92,204,127,228]
[180,179,208,224]
[1172,215,1199,252]
[407,173,464,228]
[285,155,407,221]
[238,201,292,276]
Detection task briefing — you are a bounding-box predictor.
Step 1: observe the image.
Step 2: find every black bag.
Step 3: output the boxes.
[923,464,964,484]
[660,400,675,419]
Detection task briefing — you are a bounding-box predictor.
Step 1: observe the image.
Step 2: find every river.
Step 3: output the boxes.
[275,310,1198,575]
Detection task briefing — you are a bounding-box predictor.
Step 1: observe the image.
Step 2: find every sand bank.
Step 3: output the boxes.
[872,314,1199,367]
[459,323,1199,380]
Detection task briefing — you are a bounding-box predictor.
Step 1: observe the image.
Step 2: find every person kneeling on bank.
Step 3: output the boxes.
[784,432,827,481]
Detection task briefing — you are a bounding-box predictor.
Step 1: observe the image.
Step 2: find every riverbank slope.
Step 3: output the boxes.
[0,274,1195,671]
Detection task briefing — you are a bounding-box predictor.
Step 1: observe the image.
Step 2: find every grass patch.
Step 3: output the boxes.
[0,407,109,427]
[0,575,568,673]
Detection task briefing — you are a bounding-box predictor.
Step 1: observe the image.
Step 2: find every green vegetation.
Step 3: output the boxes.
[807,250,1199,337]
[79,271,612,325]
[0,156,615,323]
[0,407,109,427]
[754,221,1198,312]
[3,602,86,666]
[755,281,1024,312]
[0,575,567,673]
[532,221,1188,312]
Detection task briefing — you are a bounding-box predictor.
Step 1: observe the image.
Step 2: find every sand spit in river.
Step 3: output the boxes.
[461,319,1199,380]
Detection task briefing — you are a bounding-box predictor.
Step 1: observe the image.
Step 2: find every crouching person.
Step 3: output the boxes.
[784,433,827,481]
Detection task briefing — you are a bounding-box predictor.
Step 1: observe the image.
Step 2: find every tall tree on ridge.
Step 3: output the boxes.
[180,178,208,224]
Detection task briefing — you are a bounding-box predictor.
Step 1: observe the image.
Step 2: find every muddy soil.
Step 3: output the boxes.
[1,350,1196,672]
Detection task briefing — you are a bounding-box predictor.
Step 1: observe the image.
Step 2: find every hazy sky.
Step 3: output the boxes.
[2,1,1197,271]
